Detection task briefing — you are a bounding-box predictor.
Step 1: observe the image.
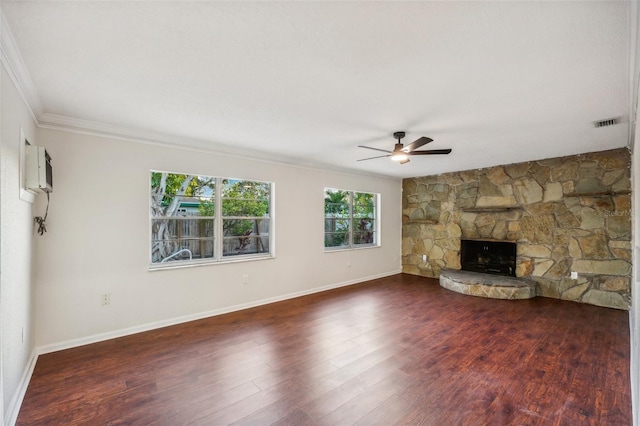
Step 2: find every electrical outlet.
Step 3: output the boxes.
[101,293,111,306]
[570,271,578,280]
[346,260,351,267]
[422,254,427,262]
[243,274,249,285]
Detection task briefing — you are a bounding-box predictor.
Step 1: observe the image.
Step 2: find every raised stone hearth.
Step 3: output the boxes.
[440,269,537,300]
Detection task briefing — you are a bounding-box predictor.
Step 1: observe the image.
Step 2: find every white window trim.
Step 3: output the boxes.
[324,188,380,252]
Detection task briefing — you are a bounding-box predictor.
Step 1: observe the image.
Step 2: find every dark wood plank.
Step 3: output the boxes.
[16,273,632,425]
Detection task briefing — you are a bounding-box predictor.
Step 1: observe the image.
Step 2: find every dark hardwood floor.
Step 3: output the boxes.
[17,274,631,425]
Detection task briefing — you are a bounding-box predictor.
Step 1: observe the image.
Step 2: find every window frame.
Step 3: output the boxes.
[324,187,379,251]
[149,170,274,269]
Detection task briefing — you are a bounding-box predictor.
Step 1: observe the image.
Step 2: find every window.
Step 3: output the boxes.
[150,171,272,267]
[324,188,378,250]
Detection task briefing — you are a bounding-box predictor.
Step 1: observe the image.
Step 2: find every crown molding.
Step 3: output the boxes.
[38,112,207,148]
[37,111,306,163]
[38,112,302,164]
[38,112,398,182]
[0,8,43,124]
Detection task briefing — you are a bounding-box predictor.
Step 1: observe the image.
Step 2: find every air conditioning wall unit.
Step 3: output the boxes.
[25,145,53,193]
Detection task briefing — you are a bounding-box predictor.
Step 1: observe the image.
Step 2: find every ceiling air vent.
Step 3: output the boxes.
[593,117,620,128]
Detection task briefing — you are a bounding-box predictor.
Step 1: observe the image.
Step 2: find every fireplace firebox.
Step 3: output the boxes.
[460,239,517,277]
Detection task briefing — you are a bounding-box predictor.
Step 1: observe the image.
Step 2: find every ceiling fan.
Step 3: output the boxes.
[358,131,452,165]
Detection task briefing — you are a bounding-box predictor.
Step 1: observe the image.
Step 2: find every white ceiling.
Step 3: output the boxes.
[0,1,635,179]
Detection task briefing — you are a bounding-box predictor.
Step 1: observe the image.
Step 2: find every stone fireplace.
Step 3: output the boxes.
[401,147,631,310]
[460,239,517,277]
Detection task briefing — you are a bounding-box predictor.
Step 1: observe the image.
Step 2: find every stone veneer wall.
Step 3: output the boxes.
[402,148,631,310]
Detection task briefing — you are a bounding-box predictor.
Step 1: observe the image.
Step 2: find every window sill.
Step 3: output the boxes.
[324,244,380,253]
[148,254,274,271]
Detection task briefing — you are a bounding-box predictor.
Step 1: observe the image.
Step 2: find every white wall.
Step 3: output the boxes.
[33,128,402,350]
[1,65,38,423]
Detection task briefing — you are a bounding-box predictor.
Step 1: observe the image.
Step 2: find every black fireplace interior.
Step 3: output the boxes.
[460,239,517,277]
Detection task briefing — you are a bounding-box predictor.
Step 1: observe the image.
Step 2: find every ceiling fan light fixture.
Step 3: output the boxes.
[357,130,451,164]
[391,152,409,162]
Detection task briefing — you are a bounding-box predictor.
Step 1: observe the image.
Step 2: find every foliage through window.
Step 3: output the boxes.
[150,171,272,266]
[324,188,378,249]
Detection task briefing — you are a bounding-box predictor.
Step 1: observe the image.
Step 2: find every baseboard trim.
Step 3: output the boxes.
[37,270,400,356]
[5,348,38,426]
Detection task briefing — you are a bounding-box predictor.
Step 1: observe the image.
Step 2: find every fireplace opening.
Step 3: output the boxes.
[460,239,517,277]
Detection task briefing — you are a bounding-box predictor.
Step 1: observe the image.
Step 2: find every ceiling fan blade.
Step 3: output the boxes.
[358,145,392,154]
[403,137,433,152]
[357,154,391,162]
[409,149,452,155]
